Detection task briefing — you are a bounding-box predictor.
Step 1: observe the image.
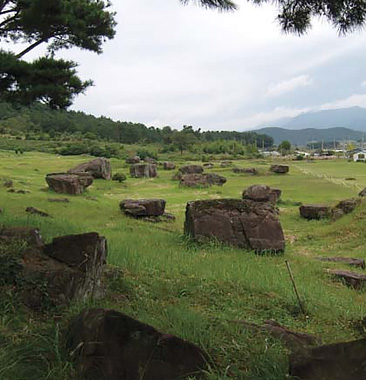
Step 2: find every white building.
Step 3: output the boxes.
[353,151,366,162]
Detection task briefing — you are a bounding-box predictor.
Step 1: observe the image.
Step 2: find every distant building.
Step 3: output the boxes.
[262,151,280,157]
[353,151,366,162]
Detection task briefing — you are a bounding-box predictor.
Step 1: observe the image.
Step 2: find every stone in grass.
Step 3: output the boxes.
[3,180,13,188]
[163,161,176,170]
[289,338,366,380]
[46,173,93,195]
[270,164,289,174]
[180,173,226,188]
[316,257,365,269]
[329,270,366,290]
[48,198,70,203]
[299,205,331,220]
[184,199,285,253]
[65,308,207,380]
[359,187,366,197]
[130,163,157,178]
[125,156,141,164]
[242,184,281,204]
[120,199,166,217]
[331,198,361,220]
[0,226,43,247]
[232,319,320,352]
[233,167,257,175]
[25,207,51,218]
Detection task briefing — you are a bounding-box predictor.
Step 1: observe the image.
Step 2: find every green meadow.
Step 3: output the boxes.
[1,150,366,380]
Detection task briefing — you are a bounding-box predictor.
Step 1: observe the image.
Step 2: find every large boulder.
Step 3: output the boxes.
[68,158,112,180]
[46,173,93,195]
[233,167,257,175]
[179,165,204,175]
[180,173,226,188]
[184,199,285,252]
[65,308,207,380]
[289,338,366,380]
[120,199,166,217]
[130,164,157,178]
[270,165,289,174]
[0,231,107,309]
[299,205,331,220]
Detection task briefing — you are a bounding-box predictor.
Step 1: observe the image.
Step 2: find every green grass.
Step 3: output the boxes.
[1,151,366,379]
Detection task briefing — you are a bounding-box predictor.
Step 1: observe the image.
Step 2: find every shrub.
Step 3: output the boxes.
[112,173,127,182]
[58,143,90,156]
[136,149,158,160]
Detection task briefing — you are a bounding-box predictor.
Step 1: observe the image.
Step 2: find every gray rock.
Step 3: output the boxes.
[120,199,166,217]
[46,173,93,195]
[329,269,366,289]
[130,164,157,178]
[270,165,289,174]
[125,156,141,164]
[68,157,112,180]
[299,205,331,220]
[163,162,176,170]
[316,256,365,269]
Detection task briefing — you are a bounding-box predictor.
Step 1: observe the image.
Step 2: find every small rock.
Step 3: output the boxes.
[270,164,289,174]
[163,162,176,170]
[331,198,360,220]
[3,180,13,188]
[48,198,70,203]
[0,226,43,247]
[125,156,141,164]
[25,207,51,218]
[220,161,232,167]
[317,257,365,269]
[329,270,366,289]
[203,163,214,169]
[120,199,166,217]
[233,167,257,174]
[299,205,331,220]
[359,188,366,197]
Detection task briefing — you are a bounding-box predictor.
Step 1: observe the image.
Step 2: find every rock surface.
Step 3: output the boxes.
[46,173,93,195]
[289,338,366,380]
[68,158,112,180]
[125,156,140,164]
[331,198,361,219]
[180,173,226,187]
[243,185,281,203]
[130,164,157,178]
[233,167,257,174]
[0,226,43,247]
[317,256,365,269]
[179,165,204,175]
[184,199,285,252]
[120,199,166,217]
[65,308,207,380]
[299,205,331,220]
[0,230,107,309]
[25,207,51,217]
[359,187,366,197]
[163,162,176,170]
[270,165,289,174]
[329,269,366,289]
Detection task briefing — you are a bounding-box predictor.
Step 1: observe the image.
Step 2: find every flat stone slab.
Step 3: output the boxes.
[120,199,166,217]
[329,269,366,289]
[317,257,365,269]
[46,173,93,195]
[270,164,289,174]
[68,158,112,180]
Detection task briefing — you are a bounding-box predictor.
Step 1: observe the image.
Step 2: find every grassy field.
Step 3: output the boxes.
[1,151,366,379]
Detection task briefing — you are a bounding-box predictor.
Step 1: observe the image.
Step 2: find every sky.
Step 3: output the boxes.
[5,0,366,131]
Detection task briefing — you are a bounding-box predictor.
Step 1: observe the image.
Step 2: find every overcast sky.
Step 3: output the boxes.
[7,0,366,131]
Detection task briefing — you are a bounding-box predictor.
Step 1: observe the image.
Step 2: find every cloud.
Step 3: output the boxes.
[265,75,313,98]
[361,81,366,88]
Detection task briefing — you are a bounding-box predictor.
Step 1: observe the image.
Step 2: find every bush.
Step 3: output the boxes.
[136,149,158,160]
[58,143,90,156]
[112,173,127,182]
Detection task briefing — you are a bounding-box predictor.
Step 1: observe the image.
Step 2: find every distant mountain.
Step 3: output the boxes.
[255,127,365,146]
[258,107,366,131]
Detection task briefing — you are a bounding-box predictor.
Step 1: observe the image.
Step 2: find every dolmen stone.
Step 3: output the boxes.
[331,198,361,220]
[65,308,207,380]
[130,163,157,178]
[184,199,285,253]
[316,256,365,269]
[120,199,166,217]
[270,164,289,174]
[329,270,366,289]
[299,205,331,220]
[173,165,204,180]
[0,230,107,309]
[126,156,141,164]
[68,157,112,180]
[180,173,226,188]
[46,173,93,195]
[233,167,257,175]
[243,184,281,204]
[163,161,176,170]
[289,338,366,380]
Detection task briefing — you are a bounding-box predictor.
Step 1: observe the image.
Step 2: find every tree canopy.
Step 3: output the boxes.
[183,0,366,34]
[0,0,116,109]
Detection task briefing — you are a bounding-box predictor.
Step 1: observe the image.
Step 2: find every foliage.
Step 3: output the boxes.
[278,140,291,155]
[136,149,158,160]
[185,0,366,35]
[112,172,127,182]
[0,0,116,108]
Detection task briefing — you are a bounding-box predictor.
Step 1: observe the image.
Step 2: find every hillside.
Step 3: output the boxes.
[255,127,364,146]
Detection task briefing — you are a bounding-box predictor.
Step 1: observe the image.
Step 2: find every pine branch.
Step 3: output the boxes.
[16,37,47,58]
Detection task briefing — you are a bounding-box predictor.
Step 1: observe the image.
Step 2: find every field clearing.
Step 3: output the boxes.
[1,151,366,379]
